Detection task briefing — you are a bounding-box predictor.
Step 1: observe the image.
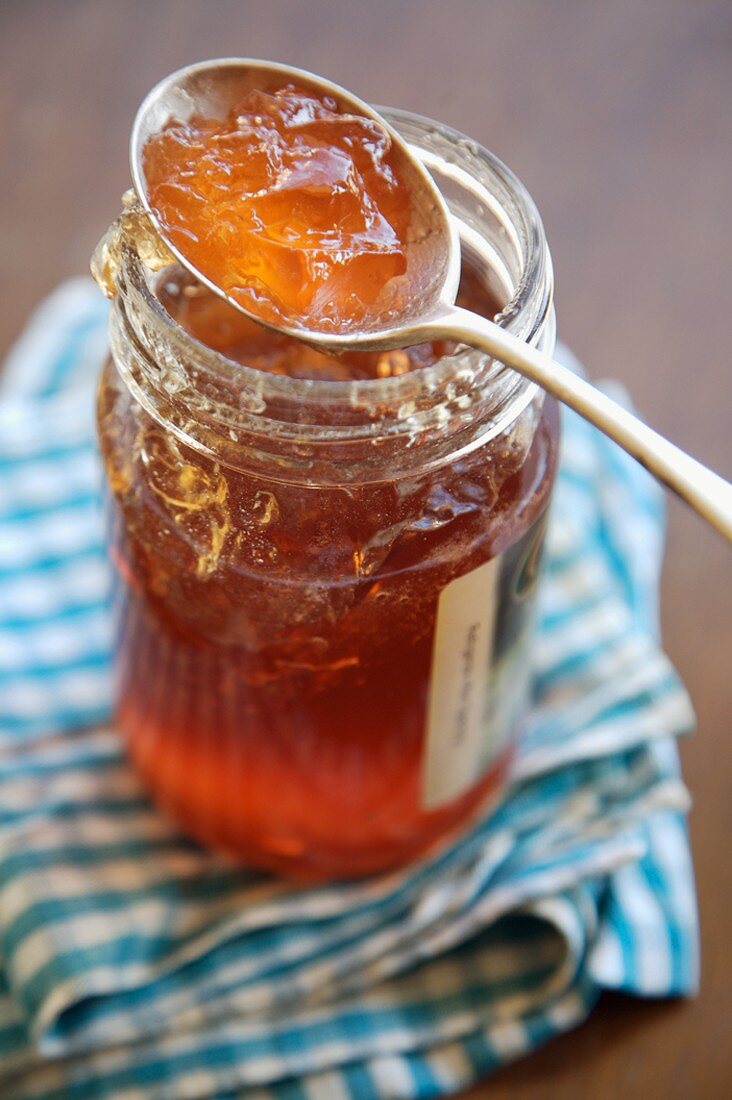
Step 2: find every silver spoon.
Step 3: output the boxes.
[131,59,732,542]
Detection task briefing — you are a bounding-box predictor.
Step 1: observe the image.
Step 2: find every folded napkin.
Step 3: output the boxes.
[0,281,698,1099]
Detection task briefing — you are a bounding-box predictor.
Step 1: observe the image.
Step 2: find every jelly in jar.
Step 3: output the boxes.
[96,109,559,879]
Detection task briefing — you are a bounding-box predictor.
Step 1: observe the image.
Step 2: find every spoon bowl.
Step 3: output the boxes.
[130,57,460,344]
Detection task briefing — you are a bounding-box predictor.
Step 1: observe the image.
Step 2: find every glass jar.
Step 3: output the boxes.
[96,108,559,880]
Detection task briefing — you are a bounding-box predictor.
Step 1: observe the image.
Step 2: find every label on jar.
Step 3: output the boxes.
[421,513,547,809]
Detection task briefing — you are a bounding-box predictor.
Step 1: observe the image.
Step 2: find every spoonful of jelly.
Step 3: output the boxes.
[131,58,732,541]
[132,58,458,338]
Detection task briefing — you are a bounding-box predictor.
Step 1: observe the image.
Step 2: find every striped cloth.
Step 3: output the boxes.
[0,280,698,1100]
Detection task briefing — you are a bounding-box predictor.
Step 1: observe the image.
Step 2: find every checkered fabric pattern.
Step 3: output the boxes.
[0,281,698,1099]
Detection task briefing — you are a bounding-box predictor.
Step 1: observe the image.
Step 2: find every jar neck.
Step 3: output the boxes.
[108,109,555,487]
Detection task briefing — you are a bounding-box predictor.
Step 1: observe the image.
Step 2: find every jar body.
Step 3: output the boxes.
[98,360,558,878]
[96,108,560,880]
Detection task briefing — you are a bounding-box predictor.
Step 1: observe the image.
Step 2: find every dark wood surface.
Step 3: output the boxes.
[1,2,730,1096]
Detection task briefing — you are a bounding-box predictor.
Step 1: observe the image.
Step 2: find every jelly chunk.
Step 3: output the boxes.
[91,191,175,299]
[142,85,433,334]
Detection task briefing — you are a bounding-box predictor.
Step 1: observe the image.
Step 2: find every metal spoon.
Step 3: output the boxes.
[131,59,732,542]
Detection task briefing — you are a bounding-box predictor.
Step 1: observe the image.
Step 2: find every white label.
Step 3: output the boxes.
[421,512,548,811]
[422,557,501,809]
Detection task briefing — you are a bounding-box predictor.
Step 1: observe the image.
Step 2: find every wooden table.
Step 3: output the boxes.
[1,2,730,1096]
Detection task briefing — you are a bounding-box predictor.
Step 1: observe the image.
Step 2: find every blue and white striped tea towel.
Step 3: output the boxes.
[0,280,698,1100]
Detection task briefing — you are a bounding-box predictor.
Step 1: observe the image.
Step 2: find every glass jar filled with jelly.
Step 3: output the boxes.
[95,108,559,880]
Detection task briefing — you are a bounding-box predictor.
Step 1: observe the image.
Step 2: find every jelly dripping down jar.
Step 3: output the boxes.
[94,108,559,880]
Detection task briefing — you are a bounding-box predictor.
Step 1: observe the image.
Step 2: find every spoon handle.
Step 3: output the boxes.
[434,305,732,542]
